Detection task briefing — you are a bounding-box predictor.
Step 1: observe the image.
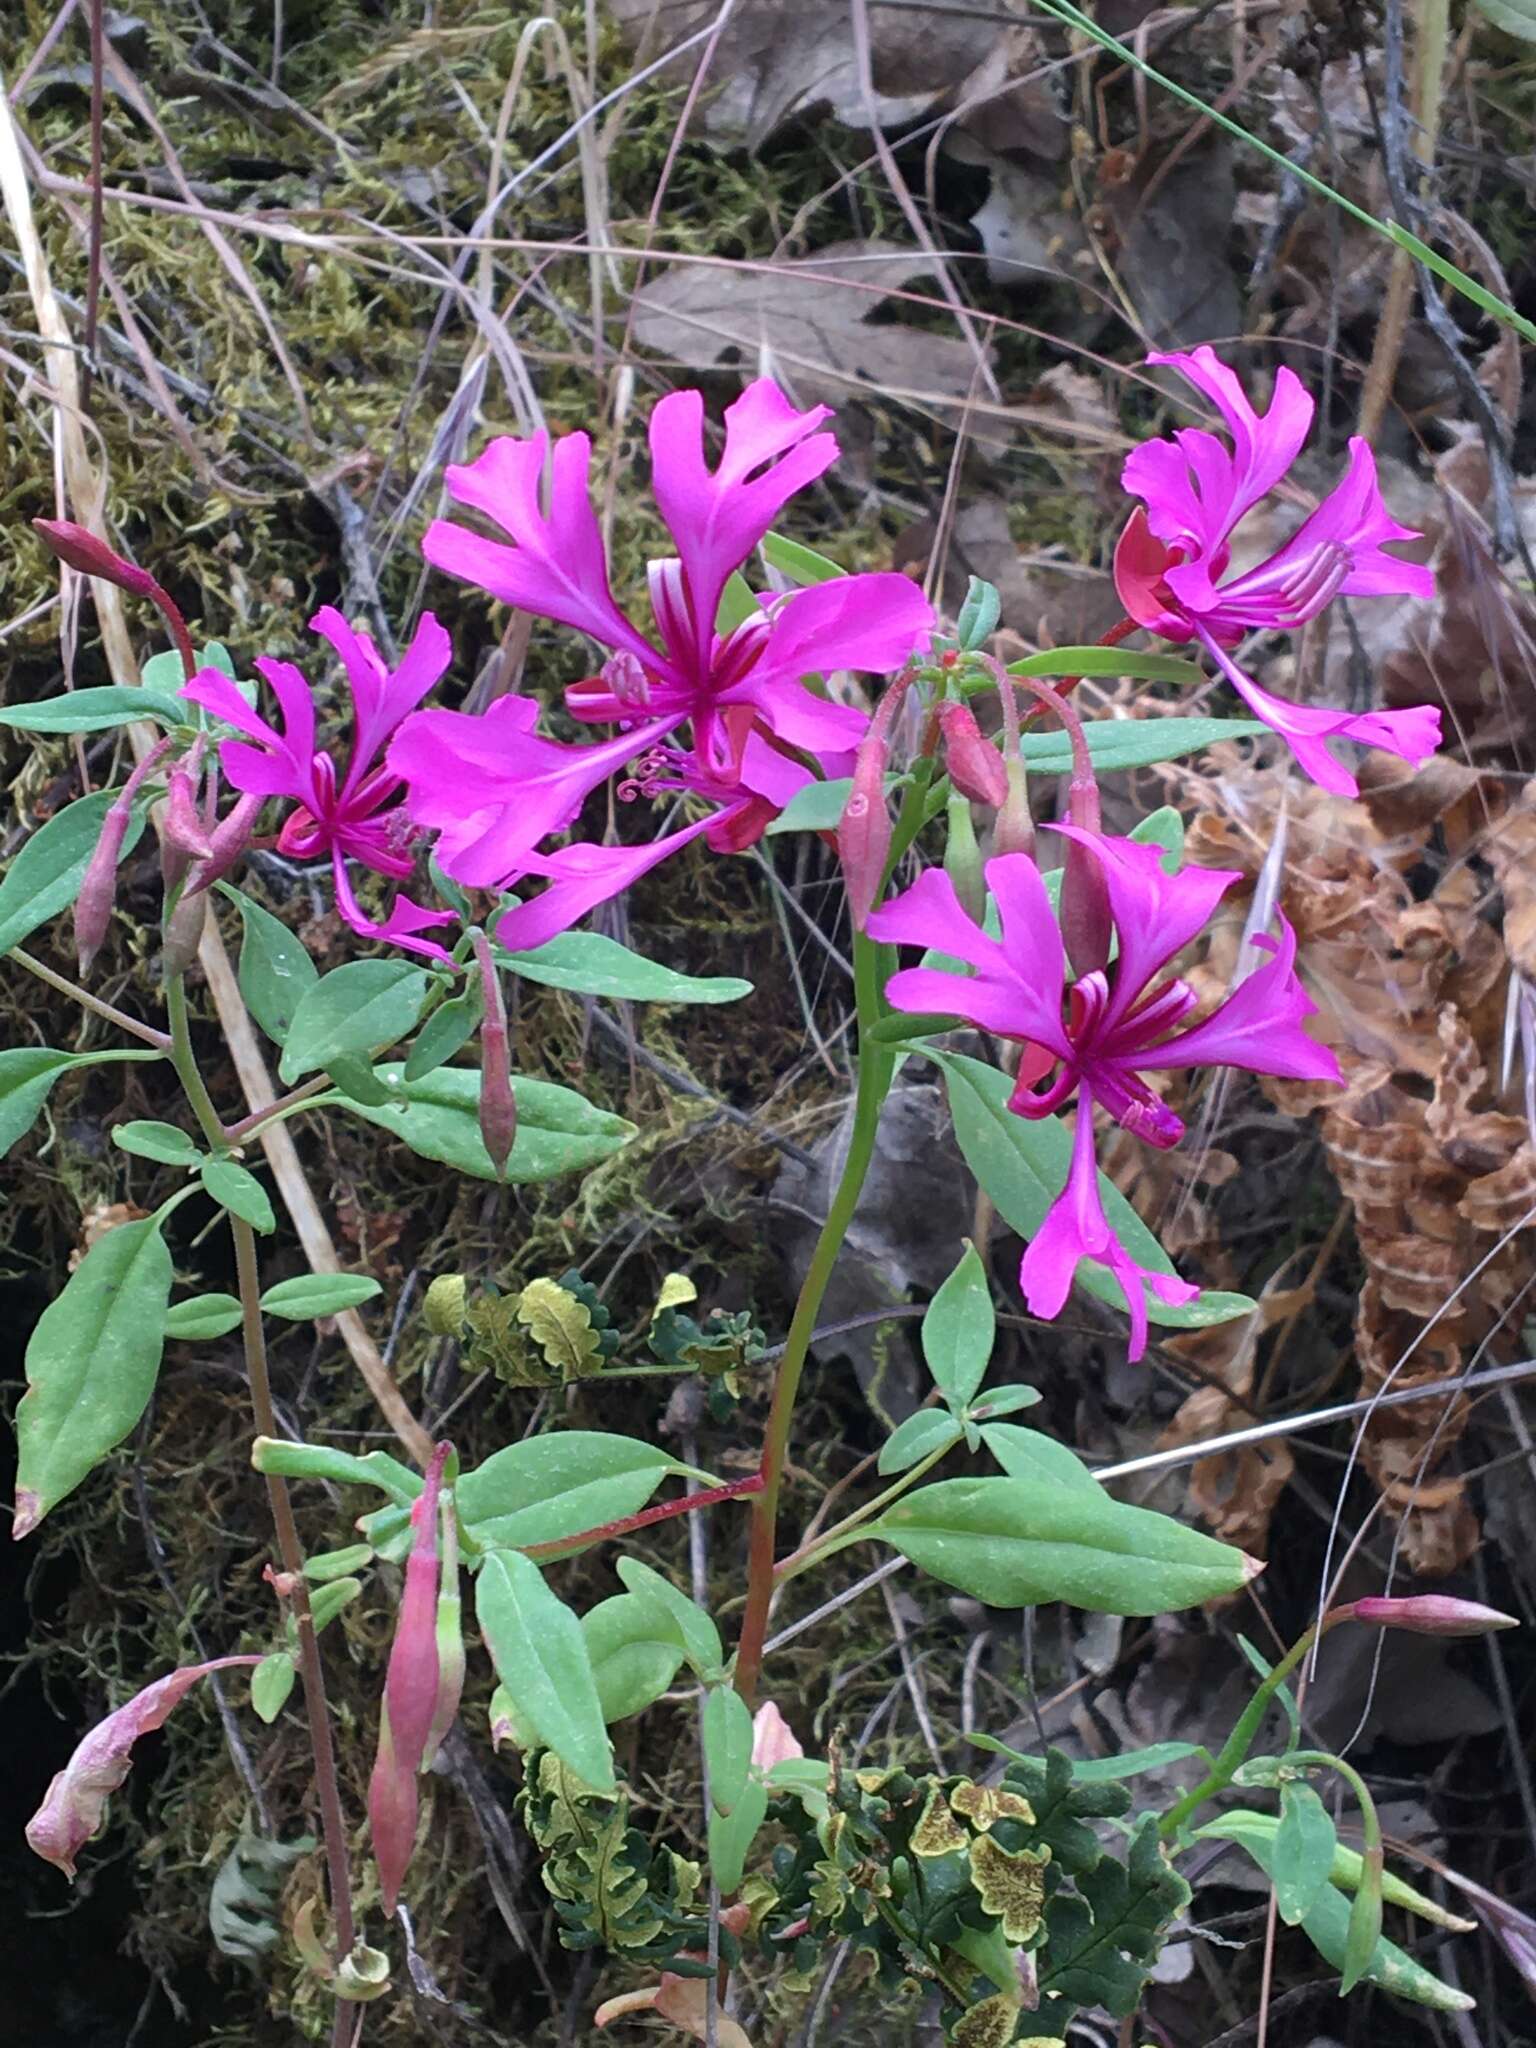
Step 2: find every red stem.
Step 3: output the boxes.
[1017,615,1138,725]
[521,1474,764,1563]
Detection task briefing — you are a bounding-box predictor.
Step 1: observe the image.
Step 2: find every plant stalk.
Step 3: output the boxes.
[12,944,171,1048]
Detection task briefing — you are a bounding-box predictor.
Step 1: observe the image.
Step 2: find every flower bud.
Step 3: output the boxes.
[944,792,986,921]
[185,791,262,895]
[937,701,1008,807]
[1060,834,1112,978]
[993,758,1034,858]
[163,762,214,890]
[837,729,892,932]
[33,518,156,599]
[161,887,208,980]
[749,1700,803,1771]
[74,797,131,975]
[368,1442,451,1913]
[472,932,516,1179]
[422,1492,464,1768]
[1349,1594,1518,1638]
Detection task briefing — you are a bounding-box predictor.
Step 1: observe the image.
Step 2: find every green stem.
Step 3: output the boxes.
[165,972,229,1146]
[224,1075,332,1144]
[13,944,171,1049]
[774,1439,954,1586]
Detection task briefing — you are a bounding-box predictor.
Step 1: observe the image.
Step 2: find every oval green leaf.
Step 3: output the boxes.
[338,1066,635,1183]
[979,1421,1101,1493]
[878,1408,964,1477]
[14,1216,173,1533]
[278,961,429,1083]
[457,1432,704,1551]
[165,1292,245,1340]
[498,930,752,1004]
[702,1685,755,1815]
[707,1778,768,1894]
[202,1158,276,1234]
[0,1046,161,1158]
[615,1557,724,1679]
[1274,1780,1338,1927]
[0,792,149,958]
[403,987,482,1082]
[867,1474,1255,1614]
[218,884,319,1047]
[250,1652,298,1724]
[0,687,186,734]
[258,1273,382,1320]
[476,1550,614,1790]
[113,1118,203,1165]
[922,1241,994,1412]
[582,1594,686,1724]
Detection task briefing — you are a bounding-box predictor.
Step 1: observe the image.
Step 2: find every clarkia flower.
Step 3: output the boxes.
[1115,347,1439,797]
[27,1655,260,1878]
[182,607,455,958]
[392,379,932,947]
[868,834,1342,1357]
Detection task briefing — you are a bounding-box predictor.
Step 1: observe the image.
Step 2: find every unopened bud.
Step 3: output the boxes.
[422,1496,464,1768]
[161,887,207,979]
[944,793,986,921]
[1060,834,1112,977]
[472,932,516,1179]
[937,701,1008,807]
[837,731,892,932]
[369,1442,451,1913]
[75,797,132,975]
[994,757,1034,858]
[185,791,262,895]
[162,761,213,892]
[33,518,155,598]
[1349,1594,1518,1638]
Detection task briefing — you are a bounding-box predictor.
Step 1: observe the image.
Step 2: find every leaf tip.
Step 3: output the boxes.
[12,1488,41,1540]
[1240,1551,1266,1584]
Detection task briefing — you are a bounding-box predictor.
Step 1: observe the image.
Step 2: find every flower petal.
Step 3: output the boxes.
[719,575,932,754]
[649,378,837,675]
[310,605,453,796]
[1137,922,1344,1085]
[492,814,720,951]
[1149,347,1314,531]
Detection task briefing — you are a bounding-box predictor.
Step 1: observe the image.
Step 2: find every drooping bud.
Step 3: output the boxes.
[1348,1594,1518,1638]
[937,701,1008,807]
[33,518,156,599]
[368,1442,451,1914]
[992,678,1034,858]
[163,756,214,890]
[1060,834,1112,978]
[749,1700,804,1771]
[472,930,516,1179]
[421,1486,464,1769]
[74,797,132,976]
[184,790,262,896]
[161,887,208,980]
[26,1655,260,1878]
[944,791,986,921]
[837,727,893,932]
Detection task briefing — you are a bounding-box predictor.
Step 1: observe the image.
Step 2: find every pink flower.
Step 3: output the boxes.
[181,608,455,958]
[27,1655,259,1878]
[369,1442,452,1914]
[750,1700,804,1771]
[868,834,1342,1357]
[1115,347,1439,798]
[396,379,932,943]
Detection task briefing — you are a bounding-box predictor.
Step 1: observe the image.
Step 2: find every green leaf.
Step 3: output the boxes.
[303,1542,374,1582]
[1342,1852,1384,1995]
[764,771,906,836]
[922,1241,994,1411]
[337,1065,635,1183]
[112,1119,203,1165]
[877,1408,964,1477]
[325,1054,396,1106]
[0,687,186,734]
[218,885,319,1047]
[760,529,848,585]
[979,1421,1101,1493]
[1070,1741,1208,1783]
[956,577,1002,652]
[310,1576,364,1630]
[201,1159,276,1234]
[614,1558,724,1679]
[715,570,761,633]
[1196,1816,1474,2012]
[498,930,752,1005]
[278,961,429,1082]
[476,1550,614,1791]
[14,1217,172,1532]
[164,1292,245,1340]
[250,1653,297,1724]
[403,987,482,1082]
[1474,0,1536,39]
[930,1050,1255,1332]
[457,1432,706,1551]
[1036,1812,1192,2017]
[707,1779,768,1894]
[1027,719,1264,775]
[1273,1781,1338,1928]
[1129,804,1185,870]
[702,1685,755,1815]
[581,1595,686,1724]
[1237,1636,1300,1744]
[0,1046,161,1158]
[968,1383,1041,1421]
[0,791,149,958]
[867,1474,1255,1614]
[258,1274,382,1320]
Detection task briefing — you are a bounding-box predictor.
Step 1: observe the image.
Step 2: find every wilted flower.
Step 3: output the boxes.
[1115,347,1439,797]
[26,1655,260,1878]
[182,608,455,958]
[595,1904,754,2048]
[868,836,1341,1357]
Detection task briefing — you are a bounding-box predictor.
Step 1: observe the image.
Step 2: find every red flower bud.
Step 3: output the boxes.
[74,797,132,975]
[937,701,1008,806]
[1349,1594,1518,1638]
[33,518,156,599]
[837,730,892,932]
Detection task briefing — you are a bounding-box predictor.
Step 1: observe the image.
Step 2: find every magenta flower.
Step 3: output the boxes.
[395,379,932,944]
[868,834,1342,1357]
[1115,347,1439,798]
[182,608,455,958]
